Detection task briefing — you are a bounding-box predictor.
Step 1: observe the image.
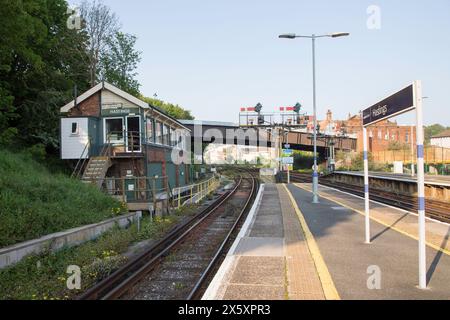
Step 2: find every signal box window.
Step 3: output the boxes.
[105,118,124,143]
[71,122,79,135]
[155,121,162,144]
[146,119,154,143]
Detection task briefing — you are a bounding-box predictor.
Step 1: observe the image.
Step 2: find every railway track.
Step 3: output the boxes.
[286,172,450,224]
[79,171,259,300]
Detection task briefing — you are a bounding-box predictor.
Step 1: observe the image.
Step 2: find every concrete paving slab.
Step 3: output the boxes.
[288,184,450,300]
[222,285,285,300]
[230,256,285,286]
[203,183,328,300]
[234,237,284,257]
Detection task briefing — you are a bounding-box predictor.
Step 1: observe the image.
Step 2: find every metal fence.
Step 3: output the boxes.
[90,174,220,210]
[172,175,221,209]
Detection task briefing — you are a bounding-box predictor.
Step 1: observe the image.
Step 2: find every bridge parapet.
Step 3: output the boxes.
[180,120,357,151]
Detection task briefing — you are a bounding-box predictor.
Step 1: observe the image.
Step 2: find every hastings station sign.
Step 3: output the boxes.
[363,84,414,126]
[101,103,140,116]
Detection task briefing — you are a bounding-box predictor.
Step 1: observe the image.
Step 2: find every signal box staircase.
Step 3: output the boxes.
[81,157,112,187]
[72,139,113,188]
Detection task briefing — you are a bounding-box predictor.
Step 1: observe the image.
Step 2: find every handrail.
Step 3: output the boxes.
[172,175,219,209]
[94,175,170,203]
[71,130,145,181]
[71,137,92,179]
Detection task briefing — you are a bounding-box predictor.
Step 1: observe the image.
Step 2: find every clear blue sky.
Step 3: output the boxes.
[73,0,450,125]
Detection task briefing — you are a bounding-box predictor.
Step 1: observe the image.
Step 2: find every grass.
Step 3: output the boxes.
[0,205,200,300]
[0,149,127,248]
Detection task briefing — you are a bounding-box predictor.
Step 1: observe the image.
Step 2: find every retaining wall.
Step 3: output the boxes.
[0,212,141,269]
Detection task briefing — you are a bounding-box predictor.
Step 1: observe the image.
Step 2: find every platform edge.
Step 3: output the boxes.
[283,184,340,300]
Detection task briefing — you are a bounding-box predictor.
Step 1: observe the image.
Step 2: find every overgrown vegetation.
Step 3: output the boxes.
[425,124,450,144]
[335,151,390,172]
[0,206,199,300]
[141,96,195,120]
[293,151,315,170]
[0,149,127,247]
[0,0,193,155]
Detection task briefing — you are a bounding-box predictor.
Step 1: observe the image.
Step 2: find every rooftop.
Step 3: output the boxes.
[179,120,239,127]
[432,129,450,139]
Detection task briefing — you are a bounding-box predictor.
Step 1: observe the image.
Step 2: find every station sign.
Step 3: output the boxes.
[102,103,140,116]
[282,157,294,165]
[362,84,414,127]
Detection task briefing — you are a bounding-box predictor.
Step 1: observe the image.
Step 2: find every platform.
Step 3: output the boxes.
[334,171,450,187]
[203,182,450,300]
[287,183,450,299]
[202,184,334,300]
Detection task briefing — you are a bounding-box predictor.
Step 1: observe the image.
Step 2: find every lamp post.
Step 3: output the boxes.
[279,32,349,203]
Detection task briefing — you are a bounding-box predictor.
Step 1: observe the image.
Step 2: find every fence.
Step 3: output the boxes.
[172,175,221,209]
[100,175,168,204]
[90,174,220,211]
[371,146,450,165]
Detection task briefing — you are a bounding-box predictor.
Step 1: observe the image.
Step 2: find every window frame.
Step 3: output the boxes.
[71,122,79,136]
[146,118,154,144]
[103,117,125,144]
[155,120,163,145]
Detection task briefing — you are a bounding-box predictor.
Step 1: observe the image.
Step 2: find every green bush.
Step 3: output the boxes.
[293,151,315,170]
[0,149,126,247]
[25,143,47,162]
[336,151,391,172]
[0,206,199,300]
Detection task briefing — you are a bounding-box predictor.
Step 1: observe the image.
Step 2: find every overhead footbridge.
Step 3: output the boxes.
[179,120,357,152]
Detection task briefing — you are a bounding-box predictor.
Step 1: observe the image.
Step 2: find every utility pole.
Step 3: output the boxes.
[279,32,349,203]
[411,126,415,176]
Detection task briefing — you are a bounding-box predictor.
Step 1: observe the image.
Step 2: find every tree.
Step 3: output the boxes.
[80,0,119,86]
[141,96,195,120]
[0,0,43,144]
[0,0,91,150]
[99,32,141,97]
[424,124,449,144]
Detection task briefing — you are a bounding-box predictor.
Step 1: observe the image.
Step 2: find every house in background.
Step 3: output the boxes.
[430,130,450,149]
[60,82,192,210]
[310,111,415,153]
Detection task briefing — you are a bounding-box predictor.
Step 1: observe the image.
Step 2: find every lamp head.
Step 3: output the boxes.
[331,32,350,38]
[278,33,296,39]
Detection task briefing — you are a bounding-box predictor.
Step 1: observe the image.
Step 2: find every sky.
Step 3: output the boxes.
[71,0,450,126]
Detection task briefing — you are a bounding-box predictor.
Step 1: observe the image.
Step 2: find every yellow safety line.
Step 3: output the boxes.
[293,183,450,257]
[282,184,340,300]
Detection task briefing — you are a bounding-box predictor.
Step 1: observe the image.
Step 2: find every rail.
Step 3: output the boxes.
[71,137,92,179]
[88,175,220,210]
[187,171,259,299]
[172,175,221,209]
[286,171,450,223]
[101,130,144,157]
[78,175,245,300]
[94,176,167,203]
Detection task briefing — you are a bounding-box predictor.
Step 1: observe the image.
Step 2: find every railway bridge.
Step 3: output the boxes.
[180,120,357,153]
